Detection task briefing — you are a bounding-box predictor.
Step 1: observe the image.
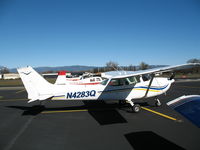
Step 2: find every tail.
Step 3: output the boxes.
[17,66,54,103]
[55,71,67,85]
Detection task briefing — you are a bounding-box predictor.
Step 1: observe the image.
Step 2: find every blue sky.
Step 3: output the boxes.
[0,0,200,68]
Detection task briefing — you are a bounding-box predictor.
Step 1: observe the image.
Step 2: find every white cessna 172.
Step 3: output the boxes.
[17,63,199,112]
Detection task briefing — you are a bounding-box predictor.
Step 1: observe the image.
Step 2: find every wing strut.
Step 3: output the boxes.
[144,74,155,98]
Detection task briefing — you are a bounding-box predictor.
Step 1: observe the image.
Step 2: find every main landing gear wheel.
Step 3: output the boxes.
[155,99,161,107]
[132,104,141,113]
[127,100,141,113]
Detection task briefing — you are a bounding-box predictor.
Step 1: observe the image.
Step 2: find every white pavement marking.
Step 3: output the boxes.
[3,117,34,150]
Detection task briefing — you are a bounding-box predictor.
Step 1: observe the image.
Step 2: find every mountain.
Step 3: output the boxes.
[8,65,167,73]
[35,65,97,72]
[9,65,97,73]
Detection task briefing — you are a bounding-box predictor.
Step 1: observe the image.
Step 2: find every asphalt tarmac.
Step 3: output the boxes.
[0,80,200,150]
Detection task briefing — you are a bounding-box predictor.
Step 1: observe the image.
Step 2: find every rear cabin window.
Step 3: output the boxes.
[101,79,109,85]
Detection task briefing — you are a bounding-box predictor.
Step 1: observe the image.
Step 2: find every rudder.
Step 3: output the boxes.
[17,66,54,102]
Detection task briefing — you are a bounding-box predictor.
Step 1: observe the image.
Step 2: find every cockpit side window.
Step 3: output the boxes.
[108,77,137,86]
[109,79,119,86]
[119,78,129,86]
[126,76,140,85]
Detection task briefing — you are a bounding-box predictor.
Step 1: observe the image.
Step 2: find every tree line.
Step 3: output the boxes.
[0,58,200,74]
[91,59,200,73]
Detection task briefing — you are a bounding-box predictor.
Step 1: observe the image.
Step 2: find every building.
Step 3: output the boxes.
[3,73,20,80]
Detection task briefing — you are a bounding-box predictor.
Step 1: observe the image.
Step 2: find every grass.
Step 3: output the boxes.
[0,79,23,87]
[46,78,56,83]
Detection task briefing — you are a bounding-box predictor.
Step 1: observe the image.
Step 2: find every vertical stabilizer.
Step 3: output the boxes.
[17,66,54,102]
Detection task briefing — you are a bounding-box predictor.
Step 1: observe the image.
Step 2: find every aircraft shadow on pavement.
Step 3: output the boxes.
[124,131,185,150]
[6,101,139,125]
[83,101,127,125]
[7,105,45,116]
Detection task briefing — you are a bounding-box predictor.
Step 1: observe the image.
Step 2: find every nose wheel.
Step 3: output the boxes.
[155,99,161,107]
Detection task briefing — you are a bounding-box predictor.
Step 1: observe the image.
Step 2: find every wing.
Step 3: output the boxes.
[167,95,200,128]
[103,63,200,79]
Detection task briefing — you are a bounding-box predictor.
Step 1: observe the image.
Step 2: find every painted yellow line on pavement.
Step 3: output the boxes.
[141,107,177,121]
[41,108,117,114]
[41,109,88,114]
[42,107,178,122]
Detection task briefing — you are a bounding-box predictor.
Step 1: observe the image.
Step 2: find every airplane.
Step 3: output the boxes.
[17,63,200,113]
[55,71,103,85]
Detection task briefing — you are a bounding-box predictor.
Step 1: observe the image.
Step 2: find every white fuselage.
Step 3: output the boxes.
[51,77,173,101]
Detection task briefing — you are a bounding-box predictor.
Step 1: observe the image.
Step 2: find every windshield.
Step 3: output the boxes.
[142,74,151,81]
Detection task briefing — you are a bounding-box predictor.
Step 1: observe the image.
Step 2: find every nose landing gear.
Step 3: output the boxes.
[155,98,161,107]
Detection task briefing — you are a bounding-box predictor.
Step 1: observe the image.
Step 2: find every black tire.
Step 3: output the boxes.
[155,100,161,107]
[132,104,141,113]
